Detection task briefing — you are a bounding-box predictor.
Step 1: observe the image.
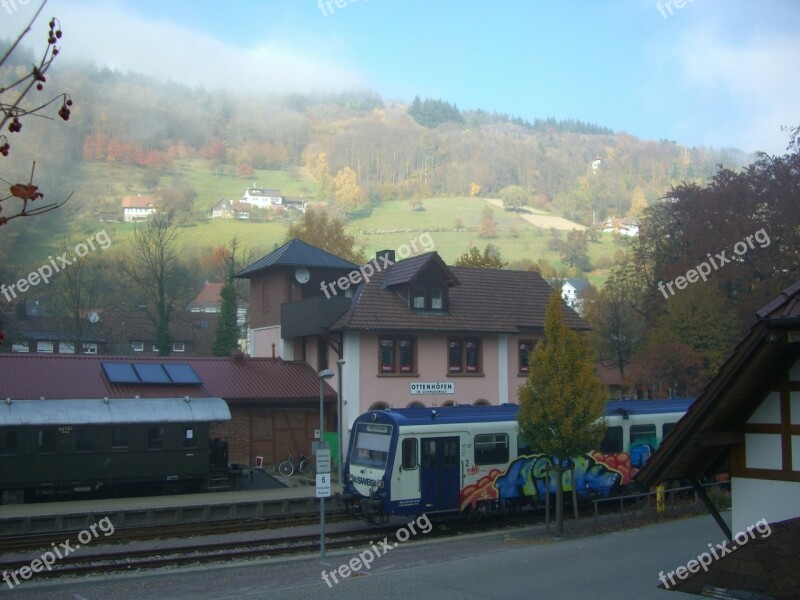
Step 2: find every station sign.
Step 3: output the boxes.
[410,382,455,395]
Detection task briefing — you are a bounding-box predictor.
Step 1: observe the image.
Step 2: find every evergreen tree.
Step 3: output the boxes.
[212,268,239,357]
[517,291,607,535]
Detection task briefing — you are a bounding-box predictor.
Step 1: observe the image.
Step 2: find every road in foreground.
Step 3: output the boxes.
[6,514,725,599]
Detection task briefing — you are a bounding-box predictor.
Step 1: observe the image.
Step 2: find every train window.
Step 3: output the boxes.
[351,423,392,469]
[474,433,508,465]
[421,439,436,468]
[75,428,93,452]
[401,438,418,470]
[517,436,531,456]
[600,426,623,453]
[662,423,677,439]
[38,429,56,454]
[443,439,459,467]
[112,427,129,450]
[147,427,165,450]
[0,429,17,455]
[630,424,657,447]
[183,427,197,448]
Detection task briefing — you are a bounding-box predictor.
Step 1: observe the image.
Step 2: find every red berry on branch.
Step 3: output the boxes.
[66,99,72,106]
[36,83,43,91]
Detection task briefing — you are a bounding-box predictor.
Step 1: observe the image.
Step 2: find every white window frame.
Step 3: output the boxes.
[131,341,144,352]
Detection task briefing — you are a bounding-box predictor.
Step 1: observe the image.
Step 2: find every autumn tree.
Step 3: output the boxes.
[312,152,332,201]
[499,184,528,211]
[0,1,73,227]
[560,229,590,271]
[118,209,183,356]
[454,244,506,269]
[517,291,607,535]
[627,187,648,218]
[284,206,366,264]
[478,206,497,238]
[333,166,366,214]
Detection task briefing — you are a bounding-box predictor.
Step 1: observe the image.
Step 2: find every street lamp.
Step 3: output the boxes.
[336,358,346,484]
[317,368,334,558]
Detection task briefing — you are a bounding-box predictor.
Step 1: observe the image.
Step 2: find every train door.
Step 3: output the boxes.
[420,436,460,512]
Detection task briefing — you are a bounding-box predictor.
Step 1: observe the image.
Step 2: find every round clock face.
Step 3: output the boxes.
[295,267,310,284]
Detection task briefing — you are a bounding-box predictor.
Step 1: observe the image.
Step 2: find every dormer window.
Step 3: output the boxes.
[431,288,443,309]
[410,285,447,311]
[413,287,426,309]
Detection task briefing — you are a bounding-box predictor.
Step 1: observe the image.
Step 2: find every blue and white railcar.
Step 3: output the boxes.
[343,399,692,523]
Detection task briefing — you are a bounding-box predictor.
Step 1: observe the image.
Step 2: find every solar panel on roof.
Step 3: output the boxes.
[133,363,171,384]
[163,363,201,384]
[101,362,140,384]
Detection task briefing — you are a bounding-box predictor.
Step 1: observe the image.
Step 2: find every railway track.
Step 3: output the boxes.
[0,510,357,555]
[0,494,706,582]
[0,526,401,580]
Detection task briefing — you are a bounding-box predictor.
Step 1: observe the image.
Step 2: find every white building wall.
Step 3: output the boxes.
[341,330,361,453]
[732,477,800,532]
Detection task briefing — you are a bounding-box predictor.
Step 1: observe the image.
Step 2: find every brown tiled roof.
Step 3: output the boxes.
[666,516,800,599]
[382,252,459,288]
[188,283,224,309]
[332,266,587,334]
[0,354,335,403]
[636,278,800,487]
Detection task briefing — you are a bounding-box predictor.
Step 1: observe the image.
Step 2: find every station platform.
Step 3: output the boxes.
[0,476,345,535]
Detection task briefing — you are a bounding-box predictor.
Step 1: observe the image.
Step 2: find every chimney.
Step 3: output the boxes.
[376,249,395,264]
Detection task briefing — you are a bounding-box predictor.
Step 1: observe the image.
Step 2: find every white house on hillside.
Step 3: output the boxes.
[241,188,282,209]
[121,195,161,222]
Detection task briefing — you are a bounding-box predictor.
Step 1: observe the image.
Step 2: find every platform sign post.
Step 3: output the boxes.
[317,368,334,559]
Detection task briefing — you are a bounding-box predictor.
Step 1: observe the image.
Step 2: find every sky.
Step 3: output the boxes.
[1,0,799,154]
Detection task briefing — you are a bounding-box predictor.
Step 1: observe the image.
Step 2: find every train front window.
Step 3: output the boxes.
[352,423,392,469]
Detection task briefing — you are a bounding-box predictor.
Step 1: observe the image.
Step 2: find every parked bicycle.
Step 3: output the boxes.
[278,452,312,476]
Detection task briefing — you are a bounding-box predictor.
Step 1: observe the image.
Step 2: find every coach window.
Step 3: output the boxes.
[662,422,677,440]
[75,427,93,452]
[0,430,17,455]
[183,427,197,449]
[401,438,418,470]
[518,340,533,375]
[474,433,509,465]
[630,424,657,446]
[112,427,129,450]
[147,426,165,450]
[38,429,56,454]
[600,426,623,453]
